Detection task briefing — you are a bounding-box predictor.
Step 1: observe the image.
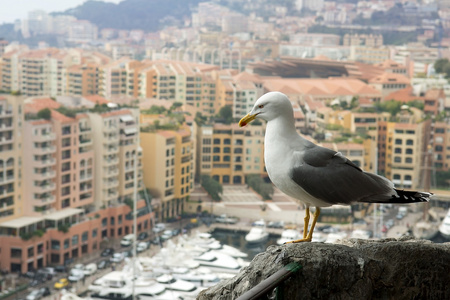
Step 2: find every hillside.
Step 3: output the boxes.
[57,0,202,31]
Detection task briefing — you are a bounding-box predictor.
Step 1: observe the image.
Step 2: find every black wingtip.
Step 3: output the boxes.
[390,189,432,204]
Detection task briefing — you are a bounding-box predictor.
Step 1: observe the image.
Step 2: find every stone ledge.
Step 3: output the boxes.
[197,237,450,300]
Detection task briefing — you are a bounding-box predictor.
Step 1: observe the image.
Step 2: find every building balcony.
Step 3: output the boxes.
[79,174,93,182]
[33,158,56,167]
[34,145,56,155]
[0,122,13,131]
[79,126,92,133]
[0,187,14,196]
[79,139,92,146]
[0,136,13,145]
[104,158,119,166]
[103,168,119,177]
[40,170,56,180]
[35,195,55,204]
[32,133,56,142]
[0,175,14,184]
[32,183,56,193]
[105,146,119,154]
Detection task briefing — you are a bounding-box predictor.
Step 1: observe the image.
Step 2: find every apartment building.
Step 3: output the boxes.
[1,48,111,97]
[67,63,99,96]
[0,97,152,273]
[369,72,411,98]
[432,122,450,171]
[140,126,194,221]
[0,96,24,222]
[382,122,426,189]
[197,123,265,184]
[88,108,141,209]
[343,34,383,47]
[349,46,390,65]
[0,199,151,273]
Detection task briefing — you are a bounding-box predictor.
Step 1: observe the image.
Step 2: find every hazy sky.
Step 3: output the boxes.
[0,0,122,24]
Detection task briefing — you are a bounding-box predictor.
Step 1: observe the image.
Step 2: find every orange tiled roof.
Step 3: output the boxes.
[84,95,110,105]
[51,110,74,123]
[369,72,411,85]
[24,97,61,114]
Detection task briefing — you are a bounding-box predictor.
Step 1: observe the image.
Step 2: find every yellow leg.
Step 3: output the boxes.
[303,207,310,239]
[285,207,321,243]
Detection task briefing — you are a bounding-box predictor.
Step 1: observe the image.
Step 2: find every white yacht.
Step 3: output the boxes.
[87,270,180,300]
[155,274,199,299]
[194,251,242,274]
[350,230,372,239]
[245,227,269,244]
[438,209,450,239]
[276,229,302,245]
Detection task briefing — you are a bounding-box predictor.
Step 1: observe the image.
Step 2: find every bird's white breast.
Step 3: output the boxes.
[264,126,331,207]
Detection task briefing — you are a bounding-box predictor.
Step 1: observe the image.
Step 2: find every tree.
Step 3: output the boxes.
[374,100,402,117]
[201,175,222,201]
[218,105,233,124]
[37,108,51,120]
[434,58,449,74]
[246,174,274,200]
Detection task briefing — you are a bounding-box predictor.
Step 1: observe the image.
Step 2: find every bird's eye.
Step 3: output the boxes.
[258,104,264,109]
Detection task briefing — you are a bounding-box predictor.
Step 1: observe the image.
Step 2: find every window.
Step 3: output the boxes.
[394,148,402,154]
[405,157,413,163]
[82,231,88,242]
[102,218,107,227]
[118,215,122,225]
[110,217,115,225]
[72,235,79,246]
[27,247,34,258]
[64,239,70,249]
[405,148,413,154]
[11,248,22,258]
[51,240,60,250]
[213,147,220,153]
[213,138,220,145]
[92,229,97,238]
[394,157,401,163]
[393,174,400,180]
[406,139,414,145]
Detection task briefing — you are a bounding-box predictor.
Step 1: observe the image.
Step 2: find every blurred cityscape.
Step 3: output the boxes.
[0,0,450,299]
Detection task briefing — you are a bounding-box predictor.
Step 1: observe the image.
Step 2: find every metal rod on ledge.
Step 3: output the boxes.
[236,262,302,300]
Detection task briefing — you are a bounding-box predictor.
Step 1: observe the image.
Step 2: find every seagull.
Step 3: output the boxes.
[239,92,432,243]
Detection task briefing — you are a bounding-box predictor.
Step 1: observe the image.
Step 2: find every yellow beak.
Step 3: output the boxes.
[239,113,258,127]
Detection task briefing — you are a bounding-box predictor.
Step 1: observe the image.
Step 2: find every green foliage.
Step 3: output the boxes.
[374,100,403,116]
[325,124,343,131]
[246,174,274,200]
[56,107,79,118]
[20,232,33,240]
[195,112,207,126]
[89,103,111,113]
[60,0,202,31]
[217,105,233,124]
[408,100,425,110]
[201,175,222,201]
[434,58,449,74]
[10,90,21,96]
[143,105,167,115]
[37,108,52,120]
[58,223,71,233]
[33,229,46,237]
[124,197,134,210]
[436,170,450,189]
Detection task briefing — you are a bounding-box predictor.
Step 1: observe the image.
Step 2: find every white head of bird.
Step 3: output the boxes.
[239,92,294,127]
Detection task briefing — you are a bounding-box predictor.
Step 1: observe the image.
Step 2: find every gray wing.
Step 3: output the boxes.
[290,145,393,205]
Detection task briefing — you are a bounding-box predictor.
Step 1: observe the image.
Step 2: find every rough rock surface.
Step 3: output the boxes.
[197,237,450,300]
